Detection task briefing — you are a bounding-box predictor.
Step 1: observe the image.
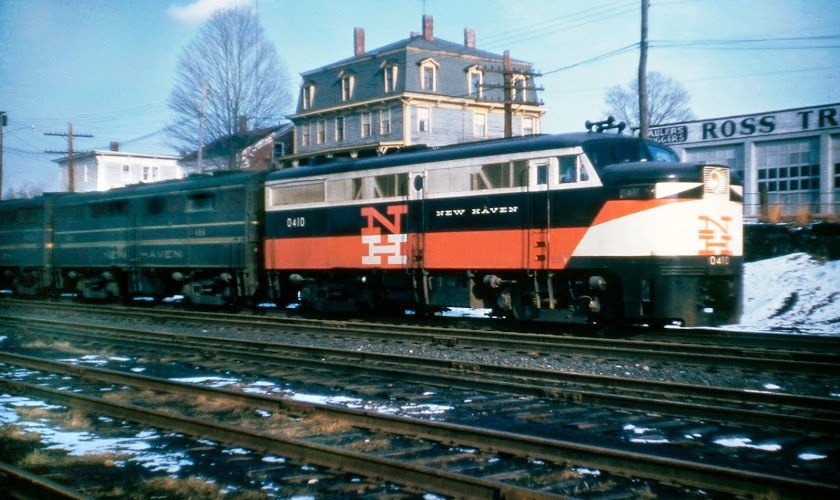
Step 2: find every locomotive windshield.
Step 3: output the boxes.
[583,139,679,169]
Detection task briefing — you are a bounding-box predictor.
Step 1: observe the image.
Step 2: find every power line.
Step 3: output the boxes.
[541,43,639,76]
[481,0,637,49]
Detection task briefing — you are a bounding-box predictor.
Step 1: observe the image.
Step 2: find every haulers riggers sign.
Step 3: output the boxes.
[648,103,840,145]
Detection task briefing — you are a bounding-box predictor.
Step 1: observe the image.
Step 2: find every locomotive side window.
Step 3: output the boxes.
[186,193,215,212]
[535,160,549,186]
[270,182,325,206]
[145,196,167,215]
[352,173,409,200]
[558,155,588,183]
[470,160,528,190]
[91,200,129,218]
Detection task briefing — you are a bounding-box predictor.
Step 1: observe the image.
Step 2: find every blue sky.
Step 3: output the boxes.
[1,0,838,193]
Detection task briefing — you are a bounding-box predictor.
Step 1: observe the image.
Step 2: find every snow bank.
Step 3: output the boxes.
[737,253,840,335]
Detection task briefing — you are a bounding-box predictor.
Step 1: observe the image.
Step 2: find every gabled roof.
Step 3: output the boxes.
[52,150,179,164]
[181,123,291,161]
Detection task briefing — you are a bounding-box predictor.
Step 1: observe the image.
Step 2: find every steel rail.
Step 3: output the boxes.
[0,375,556,500]
[2,352,836,499]
[4,297,840,358]
[0,460,95,500]
[3,301,838,374]
[5,317,840,437]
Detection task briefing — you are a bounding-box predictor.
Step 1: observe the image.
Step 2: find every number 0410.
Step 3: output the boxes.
[708,255,730,265]
[286,217,305,228]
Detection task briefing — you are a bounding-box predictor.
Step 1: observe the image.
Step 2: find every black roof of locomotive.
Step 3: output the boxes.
[267,133,673,182]
[47,170,267,207]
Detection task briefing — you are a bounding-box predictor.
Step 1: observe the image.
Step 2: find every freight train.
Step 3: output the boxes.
[0,128,743,327]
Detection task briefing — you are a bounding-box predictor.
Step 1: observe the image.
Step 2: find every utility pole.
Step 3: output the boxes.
[638,0,650,138]
[478,51,543,138]
[503,51,513,138]
[45,122,93,193]
[0,111,6,200]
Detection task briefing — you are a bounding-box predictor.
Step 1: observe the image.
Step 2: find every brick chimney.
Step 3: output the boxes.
[110,141,119,152]
[354,27,365,56]
[422,15,433,41]
[464,27,476,48]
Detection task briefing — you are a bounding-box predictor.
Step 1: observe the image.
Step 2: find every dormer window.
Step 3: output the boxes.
[418,58,439,92]
[466,66,483,98]
[338,70,355,101]
[512,75,528,102]
[382,62,399,93]
[302,84,315,110]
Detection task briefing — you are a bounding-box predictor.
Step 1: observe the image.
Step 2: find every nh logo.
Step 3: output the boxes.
[698,215,732,255]
[361,205,408,265]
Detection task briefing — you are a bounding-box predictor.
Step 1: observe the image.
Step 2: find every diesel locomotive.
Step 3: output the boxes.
[0,129,743,327]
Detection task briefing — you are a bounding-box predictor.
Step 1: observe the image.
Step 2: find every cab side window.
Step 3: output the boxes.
[558,155,587,184]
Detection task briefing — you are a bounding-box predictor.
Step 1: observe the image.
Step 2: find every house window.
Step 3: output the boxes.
[468,69,483,98]
[473,113,486,137]
[512,76,527,102]
[301,123,311,147]
[384,64,398,93]
[341,74,355,101]
[152,166,160,181]
[361,113,372,138]
[522,117,535,136]
[142,166,150,181]
[121,164,130,181]
[317,120,326,144]
[335,116,345,142]
[380,108,392,135]
[422,66,435,91]
[302,84,315,110]
[418,107,431,132]
[419,59,439,92]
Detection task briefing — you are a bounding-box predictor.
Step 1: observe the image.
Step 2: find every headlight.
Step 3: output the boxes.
[704,166,729,195]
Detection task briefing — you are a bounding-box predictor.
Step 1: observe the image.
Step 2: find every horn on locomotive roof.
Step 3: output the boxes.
[585,116,627,134]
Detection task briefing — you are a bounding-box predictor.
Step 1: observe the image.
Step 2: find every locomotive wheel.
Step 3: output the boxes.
[510,288,539,321]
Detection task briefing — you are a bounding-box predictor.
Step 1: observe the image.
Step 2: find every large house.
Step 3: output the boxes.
[284,15,545,166]
[54,142,181,193]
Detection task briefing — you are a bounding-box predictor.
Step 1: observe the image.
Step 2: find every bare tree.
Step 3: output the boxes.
[4,182,45,200]
[167,7,292,170]
[604,72,695,131]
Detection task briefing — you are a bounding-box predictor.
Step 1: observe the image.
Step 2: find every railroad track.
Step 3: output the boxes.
[1,313,838,497]
[3,298,840,376]
[1,351,836,498]
[3,314,840,435]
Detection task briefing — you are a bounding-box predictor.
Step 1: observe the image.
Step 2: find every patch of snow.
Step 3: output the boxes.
[714,437,782,452]
[734,253,840,335]
[798,452,827,461]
